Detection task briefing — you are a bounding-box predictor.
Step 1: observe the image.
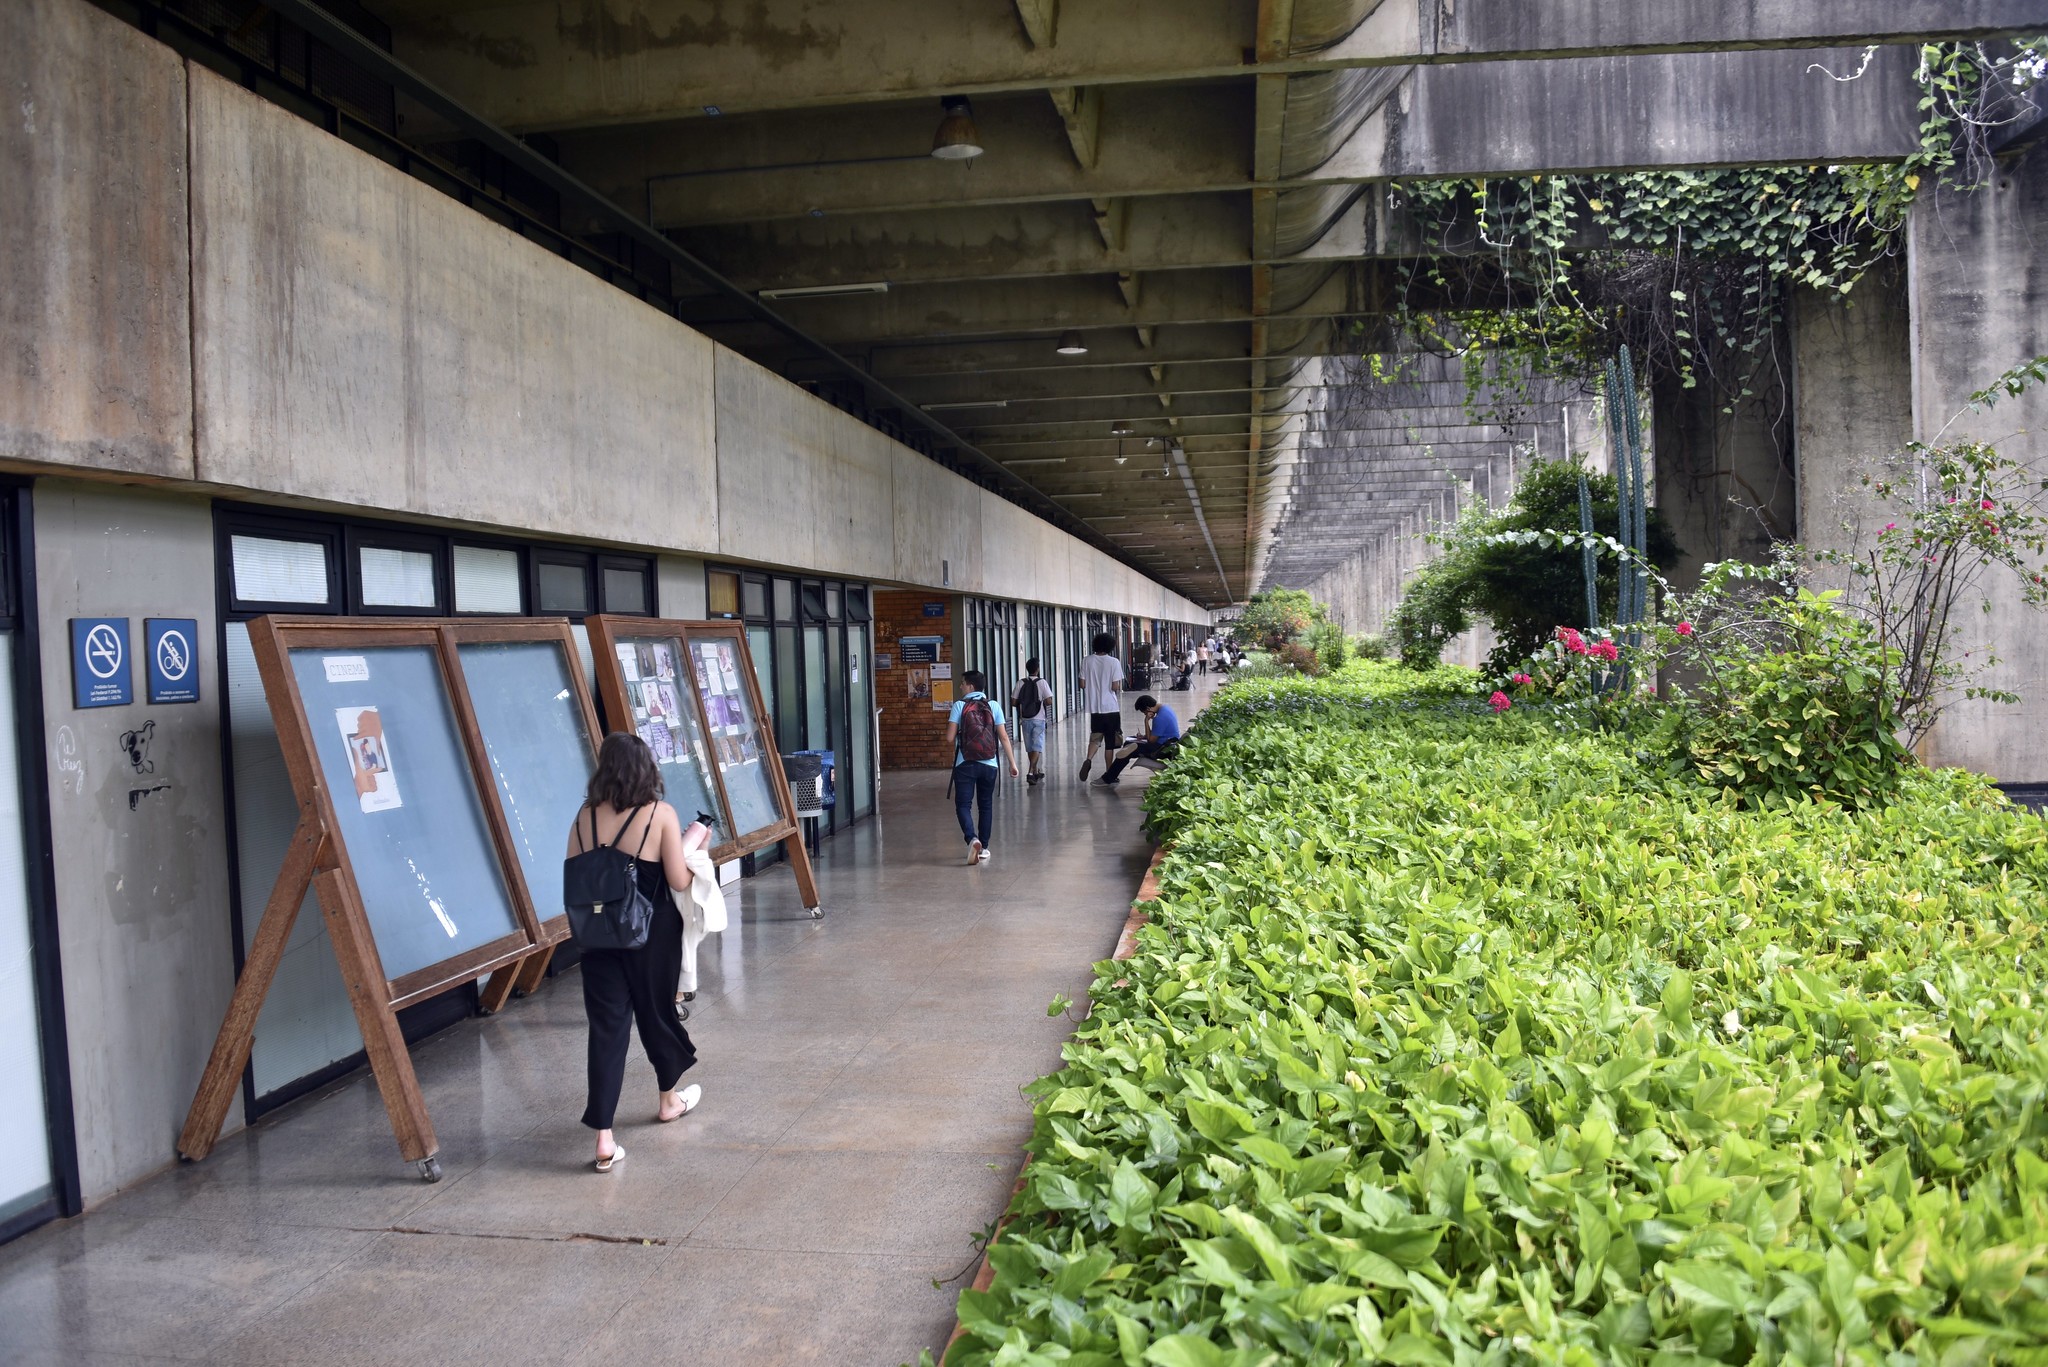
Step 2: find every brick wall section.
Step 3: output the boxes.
[875,589,957,770]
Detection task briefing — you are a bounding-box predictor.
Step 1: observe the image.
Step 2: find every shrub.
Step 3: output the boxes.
[945,665,2048,1366]
[1349,633,1390,662]
[1308,622,1348,674]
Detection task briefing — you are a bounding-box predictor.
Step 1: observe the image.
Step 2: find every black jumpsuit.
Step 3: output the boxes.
[579,810,698,1130]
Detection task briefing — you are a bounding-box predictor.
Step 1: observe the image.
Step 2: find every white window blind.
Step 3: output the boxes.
[231,535,329,604]
[454,546,522,614]
[358,547,437,608]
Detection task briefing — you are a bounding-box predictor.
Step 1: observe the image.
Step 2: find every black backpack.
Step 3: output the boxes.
[1013,677,1044,720]
[563,804,658,951]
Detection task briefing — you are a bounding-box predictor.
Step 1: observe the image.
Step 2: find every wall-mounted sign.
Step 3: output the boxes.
[71,617,133,709]
[145,618,201,704]
[898,635,942,664]
[923,602,947,617]
[874,653,893,670]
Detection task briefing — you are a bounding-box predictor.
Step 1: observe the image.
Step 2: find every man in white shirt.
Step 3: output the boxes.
[1077,632,1125,782]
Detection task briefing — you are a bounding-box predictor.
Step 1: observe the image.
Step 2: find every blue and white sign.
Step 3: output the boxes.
[146,618,201,704]
[71,618,133,709]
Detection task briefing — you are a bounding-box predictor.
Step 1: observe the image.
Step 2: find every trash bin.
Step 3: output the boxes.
[780,750,836,818]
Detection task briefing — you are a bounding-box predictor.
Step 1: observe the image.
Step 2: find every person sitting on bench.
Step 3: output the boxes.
[1097,695,1182,785]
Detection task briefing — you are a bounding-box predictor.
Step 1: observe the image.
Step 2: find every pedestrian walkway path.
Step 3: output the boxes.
[0,676,1223,1367]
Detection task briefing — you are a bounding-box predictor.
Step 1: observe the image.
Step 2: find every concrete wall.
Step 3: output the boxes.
[1791,264,1915,567]
[0,0,191,481]
[33,484,234,1201]
[1907,149,2048,781]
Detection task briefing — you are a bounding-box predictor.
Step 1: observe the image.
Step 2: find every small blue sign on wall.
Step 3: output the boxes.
[71,617,133,709]
[922,602,948,618]
[146,618,201,704]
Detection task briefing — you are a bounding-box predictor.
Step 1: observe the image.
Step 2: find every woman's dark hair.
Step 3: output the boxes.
[1091,632,1116,654]
[587,731,663,810]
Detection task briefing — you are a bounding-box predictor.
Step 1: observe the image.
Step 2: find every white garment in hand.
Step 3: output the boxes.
[671,849,729,996]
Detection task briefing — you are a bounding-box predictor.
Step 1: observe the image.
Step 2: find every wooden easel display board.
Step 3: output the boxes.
[180,617,603,1180]
[586,615,821,917]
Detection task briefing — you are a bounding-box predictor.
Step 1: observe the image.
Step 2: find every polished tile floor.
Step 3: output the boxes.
[0,676,1218,1367]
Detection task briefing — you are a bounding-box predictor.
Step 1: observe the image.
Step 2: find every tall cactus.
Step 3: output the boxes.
[1603,357,1634,628]
[1618,346,1649,647]
[1577,472,1599,630]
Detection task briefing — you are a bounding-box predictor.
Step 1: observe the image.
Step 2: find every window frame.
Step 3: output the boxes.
[344,525,449,617]
[221,514,345,617]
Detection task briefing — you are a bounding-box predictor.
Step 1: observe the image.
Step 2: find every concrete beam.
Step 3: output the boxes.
[674,194,1251,290]
[383,0,2041,130]
[562,48,1920,229]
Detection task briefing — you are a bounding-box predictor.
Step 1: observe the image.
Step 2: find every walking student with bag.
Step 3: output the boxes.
[562,731,708,1173]
[1011,657,1054,785]
[1076,632,1125,782]
[944,669,1020,864]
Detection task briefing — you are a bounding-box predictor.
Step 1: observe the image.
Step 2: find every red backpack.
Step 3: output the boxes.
[958,697,999,762]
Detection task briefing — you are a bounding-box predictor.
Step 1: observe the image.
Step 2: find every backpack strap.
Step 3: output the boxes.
[630,804,659,858]
[596,802,648,850]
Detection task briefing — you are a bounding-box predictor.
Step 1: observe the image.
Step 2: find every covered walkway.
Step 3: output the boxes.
[0,681,1218,1367]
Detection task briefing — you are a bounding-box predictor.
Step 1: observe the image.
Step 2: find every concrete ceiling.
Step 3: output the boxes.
[363,0,2045,608]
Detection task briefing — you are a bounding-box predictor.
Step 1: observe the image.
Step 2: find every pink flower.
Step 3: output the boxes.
[1675,621,1695,637]
[1489,691,1512,713]
[1556,626,1589,655]
[1988,525,2001,536]
[1510,672,1533,685]
[1590,640,1620,662]
[1881,523,1897,534]
[1983,499,1996,511]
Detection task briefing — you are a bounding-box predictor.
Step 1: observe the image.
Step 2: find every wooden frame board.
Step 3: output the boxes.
[588,615,820,914]
[180,616,590,1178]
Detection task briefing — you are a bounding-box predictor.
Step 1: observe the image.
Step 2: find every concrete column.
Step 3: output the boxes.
[1905,146,2048,781]
[1651,339,1797,588]
[1790,261,1915,570]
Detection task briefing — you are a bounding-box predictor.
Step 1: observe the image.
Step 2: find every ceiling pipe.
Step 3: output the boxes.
[1168,442,1234,604]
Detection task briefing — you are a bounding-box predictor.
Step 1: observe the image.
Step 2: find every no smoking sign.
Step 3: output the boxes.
[71,618,133,708]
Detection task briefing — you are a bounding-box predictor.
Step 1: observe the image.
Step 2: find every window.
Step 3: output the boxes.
[707,570,740,618]
[357,547,437,609]
[773,579,795,622]
[845,587,870,623]
[534,555,592,616]
[800,583,827,622]
[453,545,523,614]
[741,577,768,621]
[600,561,651,616]
[230,534,333,608]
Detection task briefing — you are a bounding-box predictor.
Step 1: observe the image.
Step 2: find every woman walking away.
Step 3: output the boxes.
[1012,657,1054,785]
[566,732,704,1171]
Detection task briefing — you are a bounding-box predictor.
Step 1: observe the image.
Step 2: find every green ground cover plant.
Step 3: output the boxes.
[941,663,2048,1367]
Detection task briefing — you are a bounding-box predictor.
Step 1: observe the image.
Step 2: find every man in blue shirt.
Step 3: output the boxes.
[943,669,1019,864]
[1097,695,1181,785]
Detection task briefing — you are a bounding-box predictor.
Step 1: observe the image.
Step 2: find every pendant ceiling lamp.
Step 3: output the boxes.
[1055,330,1088,355]
[931,96,984,160]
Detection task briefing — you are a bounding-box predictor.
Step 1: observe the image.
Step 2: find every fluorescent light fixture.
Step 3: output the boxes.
[757,280,890,300]
[1055,492,1104,499]
[1003,457,1068,466]
[920,399,1008,411]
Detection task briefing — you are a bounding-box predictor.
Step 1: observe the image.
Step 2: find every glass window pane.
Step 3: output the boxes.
[232,535,328,605]
[690,636,783,837]
[607,634,725,830]
[741,579,767,620]
[0,635,54,1218]
[287,644,523,982]
[774,624,799,753]
[707,571,740,618]
[848,625,873,818]
[358,547,438,609]
[803,627,828,750]
[773,579,795,622]
[456,639,596,927]
[800,585,826,622]
[454,546,523,614]
[602,566,648,615]
[228,623,360,1095]
[537,560,590,615]
[825,586,841,620]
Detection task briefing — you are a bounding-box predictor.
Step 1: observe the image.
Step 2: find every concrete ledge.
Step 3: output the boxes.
[942,842,1170,1364]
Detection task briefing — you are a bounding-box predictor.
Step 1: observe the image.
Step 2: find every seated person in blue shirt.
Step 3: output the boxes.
[1098,695,1182,785]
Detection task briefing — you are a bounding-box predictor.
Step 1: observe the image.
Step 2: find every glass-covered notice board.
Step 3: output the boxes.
[588,616,819,913]
[181,616,604,1181]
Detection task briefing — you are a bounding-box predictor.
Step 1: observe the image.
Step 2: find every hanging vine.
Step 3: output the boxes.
[1382,40,2047,417]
